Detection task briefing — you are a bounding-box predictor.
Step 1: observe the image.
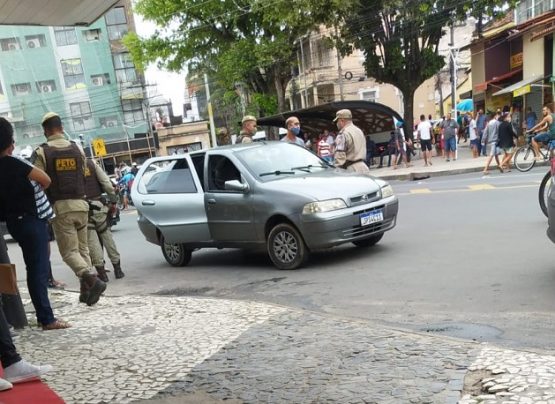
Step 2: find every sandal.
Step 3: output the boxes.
[42,319,71,331]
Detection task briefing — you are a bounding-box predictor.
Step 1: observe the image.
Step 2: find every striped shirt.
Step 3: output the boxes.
[16,156,54,220]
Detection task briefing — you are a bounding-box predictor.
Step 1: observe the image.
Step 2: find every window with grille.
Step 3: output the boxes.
[360,89,378,102]
[122,99,144,124]
[54,27,77,46]
[70,101,94,131]
[105,7,128,40]
[113,52,137,84]
[61,59,85,89]
[11,83,32,96]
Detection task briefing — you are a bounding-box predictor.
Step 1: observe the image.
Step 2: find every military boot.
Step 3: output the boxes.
[78,278,89,304]
[82,273,107,306]
[95,265,109,283]
[113,261,125,279]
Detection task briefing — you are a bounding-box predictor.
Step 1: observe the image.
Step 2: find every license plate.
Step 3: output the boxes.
[360,210,383,226]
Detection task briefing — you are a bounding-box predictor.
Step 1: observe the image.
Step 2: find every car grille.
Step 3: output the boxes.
[353,205,385,215]
[349,191,380,205]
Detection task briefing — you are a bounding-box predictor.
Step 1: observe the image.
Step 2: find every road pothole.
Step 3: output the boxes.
[418,322,503,341]
[154,287,214,296]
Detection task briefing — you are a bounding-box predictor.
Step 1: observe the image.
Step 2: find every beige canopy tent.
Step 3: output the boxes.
[0,0,119,26]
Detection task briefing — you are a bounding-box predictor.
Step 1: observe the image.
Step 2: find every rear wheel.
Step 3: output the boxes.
[160,236,192,267]
[514,146,536,172]
[267,223,308,270]
[352,233,384,247]
[539,171,552,218]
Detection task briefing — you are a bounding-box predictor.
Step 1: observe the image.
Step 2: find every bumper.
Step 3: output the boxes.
[300,196,399,249]
[137,214,160,246]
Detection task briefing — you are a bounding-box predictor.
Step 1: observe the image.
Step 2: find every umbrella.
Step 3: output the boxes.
[456,99,473,112]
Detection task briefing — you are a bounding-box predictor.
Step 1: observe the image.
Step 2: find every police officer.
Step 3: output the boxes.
[31,112,106,306]
[333,109,370,173]
[237,115,257,143]
[84,158,124,282]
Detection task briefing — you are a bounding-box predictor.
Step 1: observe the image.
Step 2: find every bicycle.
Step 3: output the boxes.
[513,132,555,172]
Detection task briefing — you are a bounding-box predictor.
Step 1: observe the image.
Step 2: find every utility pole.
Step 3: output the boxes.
[204,73,218,148]
[449,24,456,114]
[299,37,309,108]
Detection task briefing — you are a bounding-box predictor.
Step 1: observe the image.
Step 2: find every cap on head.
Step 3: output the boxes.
[132,162,137,166]
[333,109,352,122]
[242,115,257,125]
[41,112,60,125]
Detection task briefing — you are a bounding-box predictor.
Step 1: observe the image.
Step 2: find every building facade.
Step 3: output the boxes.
[0,0,149,161]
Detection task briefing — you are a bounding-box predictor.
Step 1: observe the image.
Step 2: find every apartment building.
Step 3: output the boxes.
[0,0,147,156]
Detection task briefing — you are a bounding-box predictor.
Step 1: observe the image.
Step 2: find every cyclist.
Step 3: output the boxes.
[528,105,555,160]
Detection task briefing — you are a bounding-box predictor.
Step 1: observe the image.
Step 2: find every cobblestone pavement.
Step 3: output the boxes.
[11,288,555,403]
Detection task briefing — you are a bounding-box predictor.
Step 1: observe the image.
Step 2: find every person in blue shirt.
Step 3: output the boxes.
[118,171,135,210]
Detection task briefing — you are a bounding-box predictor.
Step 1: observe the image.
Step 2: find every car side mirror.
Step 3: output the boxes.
[225,180,249,193]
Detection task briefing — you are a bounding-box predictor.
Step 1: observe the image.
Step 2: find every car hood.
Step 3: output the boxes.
[259,169,383,203]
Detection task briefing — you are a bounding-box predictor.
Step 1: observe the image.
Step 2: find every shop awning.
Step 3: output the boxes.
[474,69,522,93]
[0,0,119,27]
[492,74,545,97]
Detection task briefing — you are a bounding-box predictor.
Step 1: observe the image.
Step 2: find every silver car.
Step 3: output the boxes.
[131,141,399,270]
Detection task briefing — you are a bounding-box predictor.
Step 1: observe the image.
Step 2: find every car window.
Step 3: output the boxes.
[137,158,197,194]
[191,153,206,191]
[207,155,242,192]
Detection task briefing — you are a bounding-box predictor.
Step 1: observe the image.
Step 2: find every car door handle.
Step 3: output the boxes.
[207,198,216,205]
[142,200,156,206]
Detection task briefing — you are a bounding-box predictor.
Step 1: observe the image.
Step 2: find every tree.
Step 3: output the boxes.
[339,0,516,138]
[125,0,339,115]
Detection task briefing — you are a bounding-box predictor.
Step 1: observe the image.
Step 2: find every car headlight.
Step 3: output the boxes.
[381,184,394,198]
[302,198,347,214]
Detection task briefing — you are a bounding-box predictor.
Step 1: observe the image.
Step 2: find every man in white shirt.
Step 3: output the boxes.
[416,114,433,166]
[468,112,479,158]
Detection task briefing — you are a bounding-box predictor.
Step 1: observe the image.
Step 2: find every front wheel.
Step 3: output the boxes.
[352,233,384,247]
[539,171,551,218]
[161,236,192,267]
[267,223,308,270]
[514,146,536,172]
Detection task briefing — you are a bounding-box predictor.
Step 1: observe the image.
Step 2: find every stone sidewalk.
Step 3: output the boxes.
[12,288,555,404]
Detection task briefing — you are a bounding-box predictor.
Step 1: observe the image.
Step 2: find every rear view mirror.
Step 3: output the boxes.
[225,180,249,192]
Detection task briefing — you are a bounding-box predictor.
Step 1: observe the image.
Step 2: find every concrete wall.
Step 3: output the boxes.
[157,121,211,156]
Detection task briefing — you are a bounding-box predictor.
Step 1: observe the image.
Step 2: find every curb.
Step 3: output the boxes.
[376,165,485,181]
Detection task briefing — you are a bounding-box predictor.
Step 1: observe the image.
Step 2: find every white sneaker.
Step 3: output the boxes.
[0,378,13,391]
[3,360,53,384]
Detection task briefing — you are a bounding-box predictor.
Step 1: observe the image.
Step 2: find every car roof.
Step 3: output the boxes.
[189,141,277,156]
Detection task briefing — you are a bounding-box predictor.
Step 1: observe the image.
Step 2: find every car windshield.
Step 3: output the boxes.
[237,142,330,179]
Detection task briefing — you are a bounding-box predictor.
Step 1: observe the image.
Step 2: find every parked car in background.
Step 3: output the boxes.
[132,142,399,270]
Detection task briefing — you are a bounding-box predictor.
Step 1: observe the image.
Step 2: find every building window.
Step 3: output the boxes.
[122,99,144,124]
[0,37,21,51]
[99,116,118,128]
[359,88,379,102]
[91,74,111,86]
[113,52,137,84]
[83,29,101,42]
[24,34,46,49]
[61,59,85,89]
[314,40,332,67]
[54,27,77,46]
[105,7,128,40]
[11,83,32,96]
[20,124,42,139]
[70,101,94,131]
[36,80,56,93]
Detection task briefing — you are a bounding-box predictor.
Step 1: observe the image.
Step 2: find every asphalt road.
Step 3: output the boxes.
[6,167,554,351]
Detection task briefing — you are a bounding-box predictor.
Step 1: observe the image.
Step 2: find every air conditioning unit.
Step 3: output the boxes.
[92,77,104,86]
[8,43,17,50]
[27,38,41,48]
[41,84,53,93]
[107,121,115,127]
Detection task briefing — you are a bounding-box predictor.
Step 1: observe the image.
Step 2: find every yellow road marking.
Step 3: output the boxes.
[409,188,432,194]
[468,184,495,191]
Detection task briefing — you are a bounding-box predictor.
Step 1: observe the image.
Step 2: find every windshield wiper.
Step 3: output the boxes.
[291,164,327,172]
[259,170,296,177]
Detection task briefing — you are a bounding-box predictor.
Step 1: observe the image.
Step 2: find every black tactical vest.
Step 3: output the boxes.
[84,159,103,199]
[43,142,86,202]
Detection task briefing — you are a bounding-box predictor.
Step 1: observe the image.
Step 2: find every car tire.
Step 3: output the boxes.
[539,170,551,218]
[161,236,192,267]
[352,233,384,248]
[267,223,308,270]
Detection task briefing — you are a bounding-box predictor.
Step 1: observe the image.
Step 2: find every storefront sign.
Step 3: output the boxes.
[531,20,555,41]
[510,53,523,69]
[513,85,531,97]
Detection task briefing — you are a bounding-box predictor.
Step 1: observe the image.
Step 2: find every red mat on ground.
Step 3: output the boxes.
[0,368,64,404]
